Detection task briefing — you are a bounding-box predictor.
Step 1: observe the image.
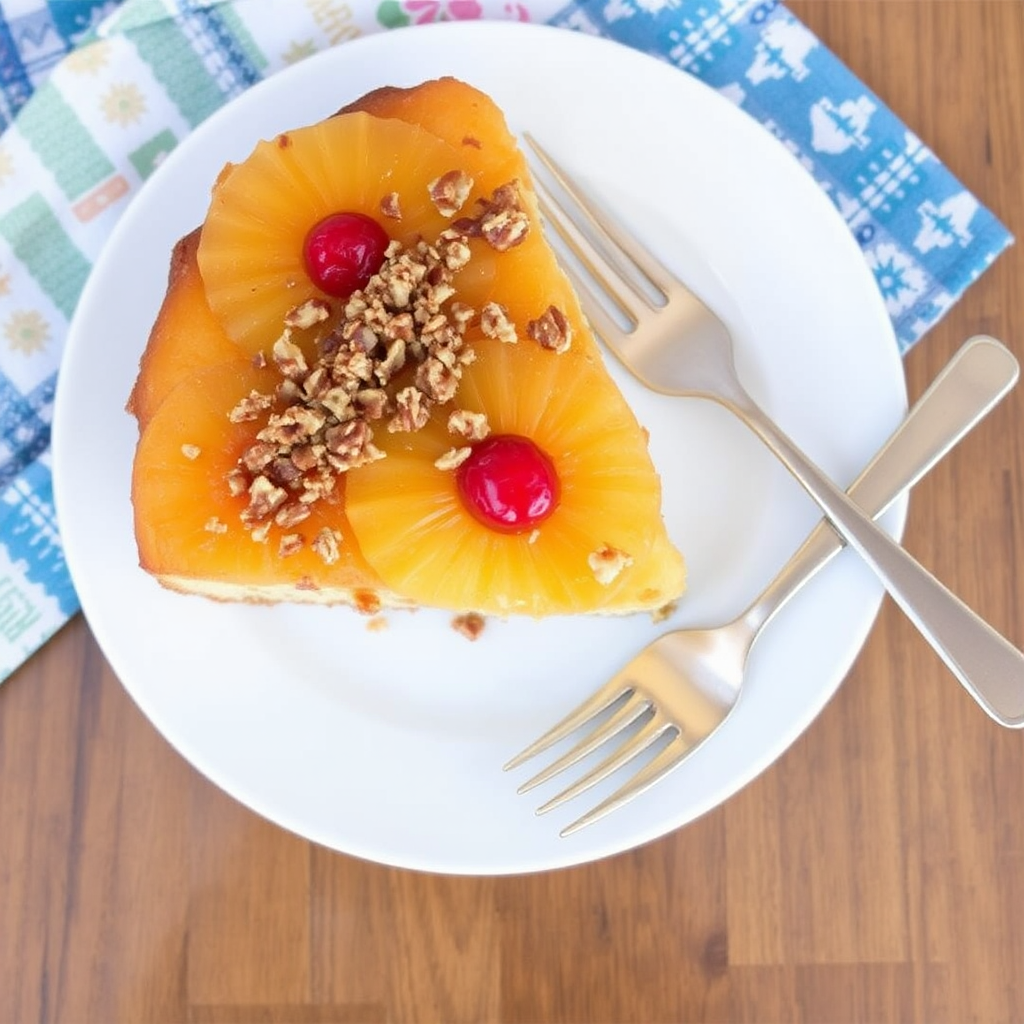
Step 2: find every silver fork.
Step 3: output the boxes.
[523,137,1024,731]
[505,333,1018,835]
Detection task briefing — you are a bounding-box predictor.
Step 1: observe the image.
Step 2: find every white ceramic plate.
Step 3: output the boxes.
[53,21,905,875]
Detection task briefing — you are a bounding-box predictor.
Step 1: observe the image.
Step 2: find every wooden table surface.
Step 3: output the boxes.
[2,2,1023,1022]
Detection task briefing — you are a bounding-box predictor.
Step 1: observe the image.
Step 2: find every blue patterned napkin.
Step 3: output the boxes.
[0,0,1012,683]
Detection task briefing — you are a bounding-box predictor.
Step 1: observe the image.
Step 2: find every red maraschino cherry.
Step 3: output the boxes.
[456,434,560,533]
[303,212,389,298]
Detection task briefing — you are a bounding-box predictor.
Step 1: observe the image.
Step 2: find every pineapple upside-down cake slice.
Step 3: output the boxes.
[128,77,686,619]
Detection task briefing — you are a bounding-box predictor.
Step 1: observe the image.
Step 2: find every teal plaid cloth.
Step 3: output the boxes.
[0,0,1012,682]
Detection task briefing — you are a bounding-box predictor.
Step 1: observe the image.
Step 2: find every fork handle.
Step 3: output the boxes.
[727,340,1024,728]
[745,336,1018,632]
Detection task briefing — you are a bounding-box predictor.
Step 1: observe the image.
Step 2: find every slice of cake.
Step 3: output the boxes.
[128,77,686,618]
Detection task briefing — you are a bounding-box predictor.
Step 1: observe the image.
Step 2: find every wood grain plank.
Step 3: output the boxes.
[728,964,917,1024]
[0,619,194,1023]
[497,814,730,1023]
[187,781,312,1006]
[310,851,501,1024]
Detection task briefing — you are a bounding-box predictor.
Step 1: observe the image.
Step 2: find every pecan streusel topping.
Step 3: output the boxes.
[218,181,552,561]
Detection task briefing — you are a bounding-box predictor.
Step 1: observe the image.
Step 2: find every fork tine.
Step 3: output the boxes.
[502,679,632,772]
[516,691,653,794]
[559,732,696,837]
[532,183,649,324]
[535,715,674,816]
[525,133,678,298]
[543,239,631,349]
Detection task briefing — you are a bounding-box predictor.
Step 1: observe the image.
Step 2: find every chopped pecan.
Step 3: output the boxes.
[434,446,472,471]
[278,533,304,558]
[267,457,303,488]
[226,467,248,497]
[289,444,319,472]
[382,311,415,343]
[386,268,416,310]
[242,475,287,522]
[451,612,486,641]
[302,366,331,401]
[284,297,331,329]
[271,333,309,380]
[204,516,227,535]
[415,357,459,404]
[312,527,342,566]
[240,441,278,474]
[428,169,474,217]
[319,386,352,422]
[438,234,472,271]
[478,182,530,251]
[275,502,311,529]
[388,386,431,432]
[480,301,517,343]
[380,191,402,220]
[275,379,301,405]
[228,390,273,423]
[258,405,326,446]
[375,338,406,384]
[354,388,388,420]
[325,419,371,460]
[180,443,201,460]
[449,302,475,329]
[447,409,490,441]
[342,321,378,353]
[527,305,572,353]
[300,466,336,503]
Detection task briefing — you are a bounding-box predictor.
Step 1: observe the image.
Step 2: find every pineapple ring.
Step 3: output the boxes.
[344,339,685,618]
[196,112,474,355]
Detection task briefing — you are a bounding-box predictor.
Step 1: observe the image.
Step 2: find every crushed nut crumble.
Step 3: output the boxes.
[204,516,227,534]
[451,612,486,641]
[181,443,201,460]
[588,545,634,585]
[221,182,530,555]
